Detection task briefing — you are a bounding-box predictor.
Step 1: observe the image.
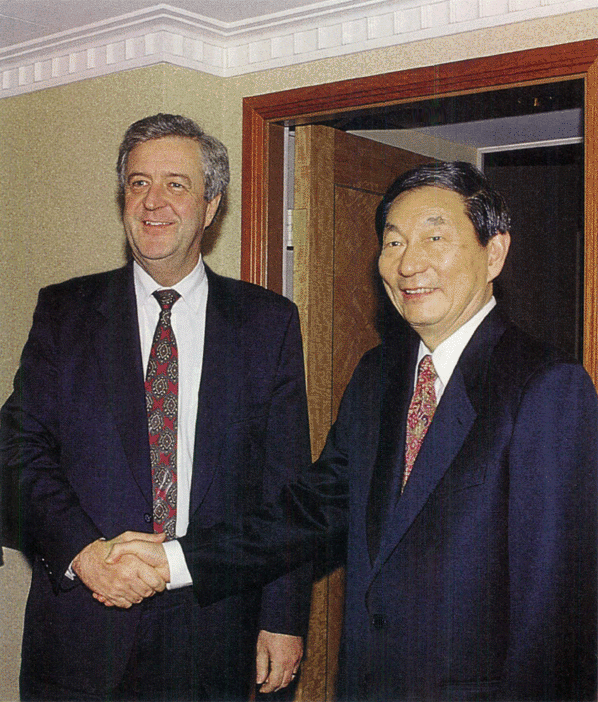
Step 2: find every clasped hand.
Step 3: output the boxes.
[77,533,305,694]
[73,531,170,608]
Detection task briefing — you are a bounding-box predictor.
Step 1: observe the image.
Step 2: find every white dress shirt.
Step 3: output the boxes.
[134,258,208,588]
[415,297,497,401]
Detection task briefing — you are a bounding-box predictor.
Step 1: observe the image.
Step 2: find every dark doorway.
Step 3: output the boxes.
[486,144,584,359]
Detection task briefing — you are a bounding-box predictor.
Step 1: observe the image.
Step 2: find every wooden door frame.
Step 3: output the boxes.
[240,39,598,383]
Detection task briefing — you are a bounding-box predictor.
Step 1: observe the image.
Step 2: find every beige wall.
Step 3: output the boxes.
[0,64,226,401]
[2,9,598,700]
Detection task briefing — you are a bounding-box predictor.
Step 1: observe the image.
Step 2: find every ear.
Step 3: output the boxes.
[486,231,510,283]
[204,194,222,229]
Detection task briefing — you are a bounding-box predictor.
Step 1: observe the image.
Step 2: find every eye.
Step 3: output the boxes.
[429,235,442,242]
[128,178,148,189]
[382,238,404,250]
[169,181,190,192]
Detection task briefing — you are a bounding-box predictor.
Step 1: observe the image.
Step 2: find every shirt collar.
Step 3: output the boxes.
[133,257,207,314]
[417,297,496,390]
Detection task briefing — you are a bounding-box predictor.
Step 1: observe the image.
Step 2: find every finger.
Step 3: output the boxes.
[279,669,295,690]
[108,596,135,609]
[97,589,135,609]
[107,540,160,565]
[260,663,284,693]
[136,562,166,593]
[255,648,269,685]
[105,555,158,600]
[276,662,296,691]
[92,592,114,607]
[114,556,166,602]
[105,541,137,564]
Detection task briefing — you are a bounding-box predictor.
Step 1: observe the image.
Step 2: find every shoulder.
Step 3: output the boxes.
[205,266,297,321]
[342,344,387,397]
[37,266,129,309]
[490,317,595,408]
[206,266,293,306]
[493,321,579,382]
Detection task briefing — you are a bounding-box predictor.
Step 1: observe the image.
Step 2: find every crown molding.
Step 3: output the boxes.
[1,0,596,98]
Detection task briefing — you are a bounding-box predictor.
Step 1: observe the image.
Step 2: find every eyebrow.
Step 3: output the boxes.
[127,172,192,185]
[428,215,445,225]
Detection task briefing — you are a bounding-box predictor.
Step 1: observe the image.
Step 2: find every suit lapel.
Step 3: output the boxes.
[372,368,476,571]
[366,332,418,562]
[92,264,153,507]
[370,308,508,576]
[189,269,239,515]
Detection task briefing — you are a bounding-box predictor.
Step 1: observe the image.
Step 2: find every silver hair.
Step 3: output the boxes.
[116,113,229,211]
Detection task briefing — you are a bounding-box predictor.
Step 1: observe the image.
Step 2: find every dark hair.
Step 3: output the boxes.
[116,113,229,211]
[375,161,510,246]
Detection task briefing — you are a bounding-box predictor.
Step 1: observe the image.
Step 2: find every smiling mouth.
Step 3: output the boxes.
[143,220,173,227]
[402,287,435,296]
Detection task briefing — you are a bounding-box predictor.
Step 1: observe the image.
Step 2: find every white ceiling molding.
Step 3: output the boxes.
[0,0,596,99]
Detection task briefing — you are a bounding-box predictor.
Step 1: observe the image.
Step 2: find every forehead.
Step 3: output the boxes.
[126,136,203,175]
[387,185,469,225]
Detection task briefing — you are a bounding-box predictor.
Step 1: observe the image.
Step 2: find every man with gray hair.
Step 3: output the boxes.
[1,113,311,701]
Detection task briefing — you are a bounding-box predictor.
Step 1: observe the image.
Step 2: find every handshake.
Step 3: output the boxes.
[72,531,172,608]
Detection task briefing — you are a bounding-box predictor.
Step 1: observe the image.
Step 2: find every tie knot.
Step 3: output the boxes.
[153,289,180,311]
[418,355,437,384]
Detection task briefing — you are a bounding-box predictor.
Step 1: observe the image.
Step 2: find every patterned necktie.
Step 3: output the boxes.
[145,289,180,539]
[403,355,437,491]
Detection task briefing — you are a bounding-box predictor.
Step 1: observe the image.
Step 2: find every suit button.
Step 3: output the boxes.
[144,512,152,523]
[371,614,386,629]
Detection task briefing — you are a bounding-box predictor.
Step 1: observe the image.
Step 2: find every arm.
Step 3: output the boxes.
[253,307,312,691]
[502,363,598,700]
[106,341,374,599]
[0,287,165,603]
[107,368,356,597]
[178,363,354,602]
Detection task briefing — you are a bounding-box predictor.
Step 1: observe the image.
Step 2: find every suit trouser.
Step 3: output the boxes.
[21,587,256,702]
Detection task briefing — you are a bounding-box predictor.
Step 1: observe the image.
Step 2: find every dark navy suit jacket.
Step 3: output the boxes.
[0,262,311,696]
[184,308,598,701]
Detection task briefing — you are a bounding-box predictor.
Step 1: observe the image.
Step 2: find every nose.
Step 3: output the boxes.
[397,242,427,277]
[143,183,167,210]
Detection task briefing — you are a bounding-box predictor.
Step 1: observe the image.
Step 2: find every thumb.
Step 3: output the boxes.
[105,542,128,564]
[134,532,166,543]
[116,531,166,544]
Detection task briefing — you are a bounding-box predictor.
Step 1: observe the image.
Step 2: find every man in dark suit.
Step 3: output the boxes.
[112,161,598,701]
[0,113,311,701]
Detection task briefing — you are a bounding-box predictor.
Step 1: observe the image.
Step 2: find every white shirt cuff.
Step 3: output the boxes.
[163,539,193,589]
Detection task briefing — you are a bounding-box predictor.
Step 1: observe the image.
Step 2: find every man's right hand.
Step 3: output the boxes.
[72,533,167,608]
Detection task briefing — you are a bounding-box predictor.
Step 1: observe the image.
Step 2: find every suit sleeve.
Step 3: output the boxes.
[179,346,359,606]
[0,289,102,591]
[253,305,312,635]
[502,362,598,700]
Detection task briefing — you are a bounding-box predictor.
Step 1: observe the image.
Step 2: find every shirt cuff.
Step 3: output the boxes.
[163,539,193,590]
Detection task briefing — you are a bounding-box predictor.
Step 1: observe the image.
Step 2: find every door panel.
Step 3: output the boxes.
[331,186,382,414]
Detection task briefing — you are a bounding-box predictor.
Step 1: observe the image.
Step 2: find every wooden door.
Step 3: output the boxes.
[292,125,432,700]
[241,41,598,387]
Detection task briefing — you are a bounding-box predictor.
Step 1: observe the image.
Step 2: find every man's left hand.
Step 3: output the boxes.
[256,630,303,694]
